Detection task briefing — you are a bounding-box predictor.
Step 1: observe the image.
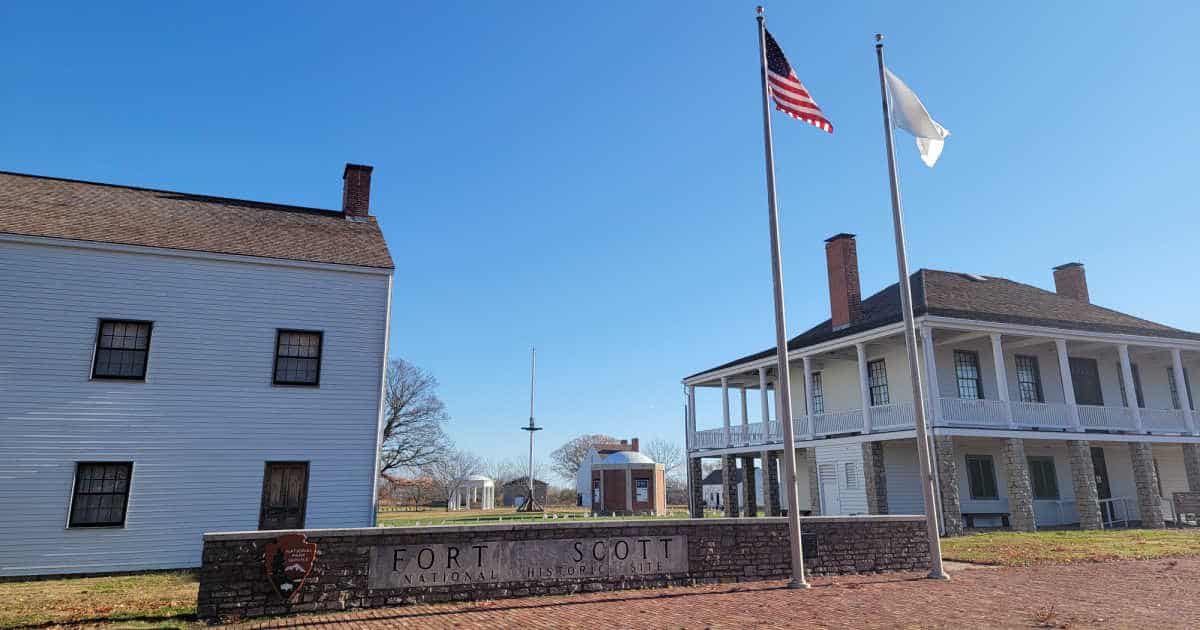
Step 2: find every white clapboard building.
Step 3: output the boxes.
[0,165,393,576]
[683,233,1200,534]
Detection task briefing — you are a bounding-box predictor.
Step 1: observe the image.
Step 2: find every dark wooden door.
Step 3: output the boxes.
[1090,447,1113,524]
[259,462,309,530]
[1069,357,1104,406]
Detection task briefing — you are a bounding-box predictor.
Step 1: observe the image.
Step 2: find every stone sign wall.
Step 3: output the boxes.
[197,515,929,620]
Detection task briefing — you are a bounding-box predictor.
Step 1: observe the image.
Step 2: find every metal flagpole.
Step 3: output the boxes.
[873,33,948,580]
[755,5,808,589]
[520,347,543,511]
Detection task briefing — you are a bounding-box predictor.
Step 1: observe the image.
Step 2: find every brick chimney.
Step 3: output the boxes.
[341,163,373,218]
[1053,262,1089,302]
[631,437,639,452]
[825,233,863,330]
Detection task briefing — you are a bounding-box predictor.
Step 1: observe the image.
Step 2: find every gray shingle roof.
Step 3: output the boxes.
[0,170,394,269]
[689,269,1200,379]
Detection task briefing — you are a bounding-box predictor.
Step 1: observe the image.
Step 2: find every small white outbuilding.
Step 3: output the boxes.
[448,475,495,510]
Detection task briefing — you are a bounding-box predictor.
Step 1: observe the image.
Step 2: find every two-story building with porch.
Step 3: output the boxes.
[682,233,1199,534]
[0,165,393,575]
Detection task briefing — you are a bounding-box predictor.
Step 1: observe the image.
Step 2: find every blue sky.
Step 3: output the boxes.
[3,2,1198,480]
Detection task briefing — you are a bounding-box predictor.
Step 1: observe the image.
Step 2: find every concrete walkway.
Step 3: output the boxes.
[226,558,1199,629]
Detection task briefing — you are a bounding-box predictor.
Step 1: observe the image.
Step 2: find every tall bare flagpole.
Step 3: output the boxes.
[520,347,543,511]
[756,5,808,590]
[873,34,947,580]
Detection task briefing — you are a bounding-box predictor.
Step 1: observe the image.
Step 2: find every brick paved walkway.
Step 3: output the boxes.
[228,558,1199,629]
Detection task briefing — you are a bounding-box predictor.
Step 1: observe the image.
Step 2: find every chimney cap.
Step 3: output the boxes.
[1053,262,1084,271]
[344,163,374,177]
[824,232,857,243]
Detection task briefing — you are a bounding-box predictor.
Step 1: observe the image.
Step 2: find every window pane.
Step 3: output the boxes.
[954,351,983,400]
[966,455,997,500]
[811,372,824,415]
[93,321,150,379]
[274,331,321,385]
[1015,355,1044,403]
[70,462,132,527]
[868,360,889,406]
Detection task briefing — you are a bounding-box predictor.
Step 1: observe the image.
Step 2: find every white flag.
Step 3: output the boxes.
[884,68,950,167]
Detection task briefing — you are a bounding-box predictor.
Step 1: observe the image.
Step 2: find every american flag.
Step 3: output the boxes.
[764,28,832,134]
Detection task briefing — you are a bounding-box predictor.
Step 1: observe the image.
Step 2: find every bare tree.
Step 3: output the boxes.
[482,457,523,505]
[549,434,617,482]
[421,448,484,507]
[644,438,684,480]
[379,359,451,475]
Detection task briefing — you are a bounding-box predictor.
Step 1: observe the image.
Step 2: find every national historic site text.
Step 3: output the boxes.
[367,536,689,588]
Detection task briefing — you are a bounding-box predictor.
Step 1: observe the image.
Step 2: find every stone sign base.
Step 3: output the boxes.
[197,515,930,620]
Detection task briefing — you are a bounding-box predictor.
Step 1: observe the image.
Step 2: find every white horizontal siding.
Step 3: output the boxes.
[0,240,389,576]
[814,444,867,515]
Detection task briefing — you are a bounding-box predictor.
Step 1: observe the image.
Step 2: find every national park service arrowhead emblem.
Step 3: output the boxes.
[264,533,317,603]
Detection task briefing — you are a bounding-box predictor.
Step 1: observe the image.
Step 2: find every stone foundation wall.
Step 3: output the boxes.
[197,516,929,620]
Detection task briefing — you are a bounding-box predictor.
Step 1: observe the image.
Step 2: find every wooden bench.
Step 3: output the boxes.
[963,512,1010,528]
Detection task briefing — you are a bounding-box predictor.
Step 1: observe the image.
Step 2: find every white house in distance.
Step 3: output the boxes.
[575,437,639,506]
[683,233,1200,534]
[0,165,393,576]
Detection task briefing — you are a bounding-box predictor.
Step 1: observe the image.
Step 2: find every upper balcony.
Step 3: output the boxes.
[686,322,1200,453]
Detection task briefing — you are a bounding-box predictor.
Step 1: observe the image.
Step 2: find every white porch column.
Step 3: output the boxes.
[802,356,815,439]
[856,343,873,433]
[1118,344,1145,433]
[758,367,772,436]
[1055,339,1081,431]
[685,385,696,451]
[921,326,942,425]
[990,333,1016,428]
[740,387,749,445]
[1172,348,1197,435]
[721,376,732,447]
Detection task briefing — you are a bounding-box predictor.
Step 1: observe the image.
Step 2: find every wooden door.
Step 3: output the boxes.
[1090,447,1113,524]
[259,462,309,530]
[818,463,840,515]
[1069,358,1104,406]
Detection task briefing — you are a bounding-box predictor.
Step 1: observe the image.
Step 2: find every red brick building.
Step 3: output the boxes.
[590,451,666,516]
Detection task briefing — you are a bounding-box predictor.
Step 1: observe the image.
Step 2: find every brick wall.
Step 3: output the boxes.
[197,516,929,620]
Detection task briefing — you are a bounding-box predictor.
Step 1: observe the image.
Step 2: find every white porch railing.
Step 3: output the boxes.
[694,427,726,449]
[939,397,1010,427]
[870,402,915,431]
[1099,496,1136,528]
[1078,405,1138,431]
[810,409,865,436]
[1141,408,1188,434]
[689,400,1182,452]
[1010,401,1072,430]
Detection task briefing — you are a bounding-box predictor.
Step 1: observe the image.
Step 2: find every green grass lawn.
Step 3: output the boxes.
[941,528,1200,567]
[0,571,198,629]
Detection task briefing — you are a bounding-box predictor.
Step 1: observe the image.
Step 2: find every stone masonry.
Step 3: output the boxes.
[1183,444,1200,492]
[1129,442,1165,528]
[721,455,739,518]
[861,442,888,515]
[934,436,964,535]
[741,456,758,517]
[688,457,704,518]
[1000,439,1037,532]
[763,451,781,517]
[196,516,931,620]
[1066,440,1103,530]
[807,449,821,515]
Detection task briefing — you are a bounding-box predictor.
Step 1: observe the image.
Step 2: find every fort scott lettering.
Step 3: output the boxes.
[367,536,688,589]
